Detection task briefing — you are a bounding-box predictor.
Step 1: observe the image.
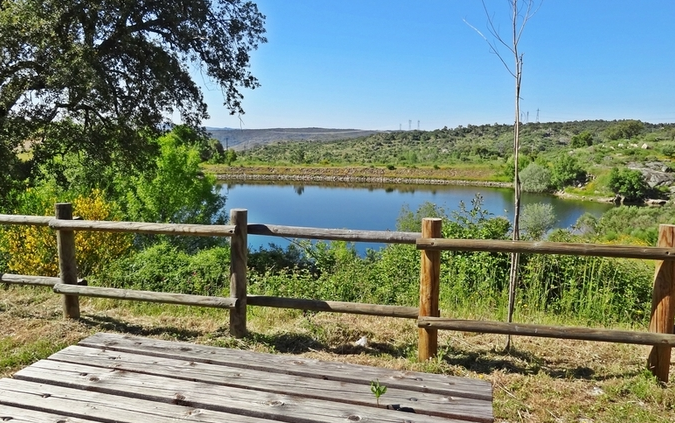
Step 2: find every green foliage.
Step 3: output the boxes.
[589,205,675,244]
[520,163,553,193]
[370,380,387,407]
[0,0,266,187]
[605,120,645,140]
[608,168,649,202]
[571,131,594,148]
[551,154,587,190]
[520,203,557,240]
[520,230,652,324]
[124,130,226,225]
[97,242,231,296]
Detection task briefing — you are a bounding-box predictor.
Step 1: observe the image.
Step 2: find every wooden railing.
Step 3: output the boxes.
[1,205,675,382]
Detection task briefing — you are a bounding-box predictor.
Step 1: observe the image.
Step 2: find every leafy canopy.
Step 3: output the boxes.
[0,0,266,196]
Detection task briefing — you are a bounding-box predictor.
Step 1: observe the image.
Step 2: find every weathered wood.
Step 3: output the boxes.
[55,203,79,319]
[0,214,52,226]
[230,209,248,338]
[0,379,270,423]
[1,274,61,286]
[419,218,442,362]
[247,295,419,318]
[419,317,675,346]
[44,346,494,422]
[79,333,493,401]
[0,404,99,423]
[648,224,675,382]
[248,223,420,244]
[417,237,675,260]
[14,360,472,423]
[49,219,236,237]
[52,284,238,309]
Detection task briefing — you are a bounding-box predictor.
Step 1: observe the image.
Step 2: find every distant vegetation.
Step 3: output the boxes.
[231,119,675,203]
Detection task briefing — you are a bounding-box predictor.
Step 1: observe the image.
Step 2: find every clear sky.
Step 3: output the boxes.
[199,0,675,130]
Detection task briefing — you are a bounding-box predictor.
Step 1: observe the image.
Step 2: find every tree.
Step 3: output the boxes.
[466,0,541,350]
[605,120,644,140]
[520,162,552,193]
[570,131,593,148]
[0,0,266,205]
[608,167,649,202]
[551,155,587,190]
[520,203,556,240]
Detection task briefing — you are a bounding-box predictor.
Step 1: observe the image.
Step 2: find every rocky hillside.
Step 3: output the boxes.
[207,127,383,150]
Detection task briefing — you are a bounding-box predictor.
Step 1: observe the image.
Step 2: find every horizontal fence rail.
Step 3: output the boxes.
[248,223,419,244]
[53,284,239,309]
[0,214,52,226]
[49,219,237,237]
[417,237,675,260]
[418,317,675,346]
[1,274,86,287]
[247,295,419,319]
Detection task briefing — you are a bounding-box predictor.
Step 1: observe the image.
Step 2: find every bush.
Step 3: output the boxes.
[97,243,230,296]
[607,168,649,202]
[520,203,557,240]
[0,188,131,277]
[520,163,553,193]
[551,154,587,189]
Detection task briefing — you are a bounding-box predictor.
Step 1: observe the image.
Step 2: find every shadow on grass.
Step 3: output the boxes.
[78,315,203,341]
[438,344,642,381]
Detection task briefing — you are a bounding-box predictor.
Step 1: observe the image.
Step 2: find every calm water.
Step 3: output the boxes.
[220,181,614,252]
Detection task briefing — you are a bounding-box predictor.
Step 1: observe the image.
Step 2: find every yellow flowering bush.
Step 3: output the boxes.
[1,189,131,277]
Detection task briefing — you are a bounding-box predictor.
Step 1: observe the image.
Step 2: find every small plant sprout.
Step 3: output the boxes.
[370,379,387,407]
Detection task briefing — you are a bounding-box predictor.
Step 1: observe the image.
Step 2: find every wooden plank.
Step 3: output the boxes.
[0,404,99,422]
[419,317,675,346]
[15,360,474,423]
[49,219,236,237]
[78,333,492,401]
[248,223,420,244]
[52,284,238,309]
[247,295,419,318]
[416,237,675,260]
[49,345,493,422]
[0,214,52,226]
[0,378,271,423]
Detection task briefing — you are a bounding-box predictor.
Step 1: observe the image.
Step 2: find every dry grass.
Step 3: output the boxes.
[1,285,674,422]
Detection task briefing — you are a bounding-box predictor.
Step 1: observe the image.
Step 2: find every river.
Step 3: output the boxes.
[219,181,614,253]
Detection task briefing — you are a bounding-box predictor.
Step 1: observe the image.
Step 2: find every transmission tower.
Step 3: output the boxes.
[536,109,540,123]
[408,120,411,131]
[417,120,420,130]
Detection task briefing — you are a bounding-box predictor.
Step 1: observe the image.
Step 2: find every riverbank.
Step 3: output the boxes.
[208,164,513,188]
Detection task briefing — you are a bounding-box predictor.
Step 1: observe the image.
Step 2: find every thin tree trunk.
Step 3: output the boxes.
[505,0,522,352]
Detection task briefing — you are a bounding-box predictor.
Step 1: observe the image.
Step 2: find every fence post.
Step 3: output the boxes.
[229,209,248,338]
[418,217,442,361]
[648,224,675,382]
[55,203,79,319]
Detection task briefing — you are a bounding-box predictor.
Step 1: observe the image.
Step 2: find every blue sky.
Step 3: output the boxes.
[200,1,675,130]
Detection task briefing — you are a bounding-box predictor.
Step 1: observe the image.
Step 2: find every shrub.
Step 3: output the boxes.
[520,203,557,240]
[97,243,230,296]
[520,163,553,193]
[607,168,649,202]
[1,189,131,277]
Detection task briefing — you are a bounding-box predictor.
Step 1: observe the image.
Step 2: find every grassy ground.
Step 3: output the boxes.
[1,285,674,422]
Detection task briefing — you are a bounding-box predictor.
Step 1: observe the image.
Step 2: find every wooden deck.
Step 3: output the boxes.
[0,333,493,422]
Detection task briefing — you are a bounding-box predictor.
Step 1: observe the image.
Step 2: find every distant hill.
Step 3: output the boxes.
[207,127,383,150]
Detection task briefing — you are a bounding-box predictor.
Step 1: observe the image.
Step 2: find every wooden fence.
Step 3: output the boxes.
[1,204,675,382]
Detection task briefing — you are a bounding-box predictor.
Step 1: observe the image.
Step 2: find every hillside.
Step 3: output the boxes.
[207,127,383,150]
